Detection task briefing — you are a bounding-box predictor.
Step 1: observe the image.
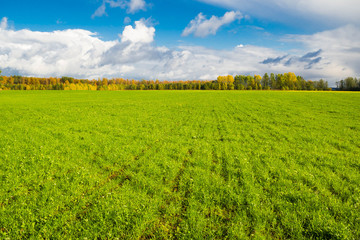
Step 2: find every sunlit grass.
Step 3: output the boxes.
[0,91,359,239]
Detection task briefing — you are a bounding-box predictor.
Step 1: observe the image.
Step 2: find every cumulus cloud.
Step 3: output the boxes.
[99,20,158,66]
[197,0,360,27]
[0,18,159,79]
[0,18,359,86]
[92,0,147,18]
[120,20,155,43]
[182,11,242,37]
[0,27,118,78]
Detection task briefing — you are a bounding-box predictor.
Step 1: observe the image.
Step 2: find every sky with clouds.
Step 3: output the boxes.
[0,0,359,85]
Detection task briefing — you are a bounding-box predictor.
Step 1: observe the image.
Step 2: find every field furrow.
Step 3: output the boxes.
[0,91,359,239]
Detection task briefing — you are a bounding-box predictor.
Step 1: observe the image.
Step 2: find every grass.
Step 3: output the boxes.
[0,90,359,239]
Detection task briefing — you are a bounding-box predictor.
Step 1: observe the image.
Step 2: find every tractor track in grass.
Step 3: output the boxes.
[210,104,238,238]
[213,101,236,184]
[171,152,192,240]
[164,107,207,239]
[159,162,194,238]
[214,99,266,238]
[2,92,360,239]
[141,110,197,239]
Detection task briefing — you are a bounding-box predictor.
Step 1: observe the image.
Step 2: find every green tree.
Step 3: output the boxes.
[269,73,275,89]
[247,76,255,90]
[316,79,328,90]
[345,77,357,90]
[262,73,270,90]
[234,75,246,90]
[276,74,285,90]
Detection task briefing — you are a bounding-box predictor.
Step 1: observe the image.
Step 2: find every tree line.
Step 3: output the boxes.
[0,70,343,91]
[218,73,330,90]
[336,77,360,91]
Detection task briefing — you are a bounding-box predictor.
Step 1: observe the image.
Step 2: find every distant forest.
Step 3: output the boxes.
[0,70,358,91]
[336,77,360,91]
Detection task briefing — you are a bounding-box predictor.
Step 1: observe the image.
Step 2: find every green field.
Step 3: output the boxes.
[0,91,359,239]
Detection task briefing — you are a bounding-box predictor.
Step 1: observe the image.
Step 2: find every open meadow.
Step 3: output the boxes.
[0,91,359,239]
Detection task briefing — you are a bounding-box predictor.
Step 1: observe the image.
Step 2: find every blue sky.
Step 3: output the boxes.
[1,0,359,85]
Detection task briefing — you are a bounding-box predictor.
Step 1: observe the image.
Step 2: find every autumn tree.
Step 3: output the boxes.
[254,75,262,90]
[217,75,234,90]
[246,75,255,90]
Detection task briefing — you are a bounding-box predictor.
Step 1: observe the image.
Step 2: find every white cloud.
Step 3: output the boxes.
[286,25,360,77]
[0,17,7,30]
[0,18,359,86]
[197,0,360,27]
[182,11,242,37]
[0,19,158,79]
[0,26,118,78]
[92,0,147,18]
[128,0,146,13]
[120,20,155,43]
